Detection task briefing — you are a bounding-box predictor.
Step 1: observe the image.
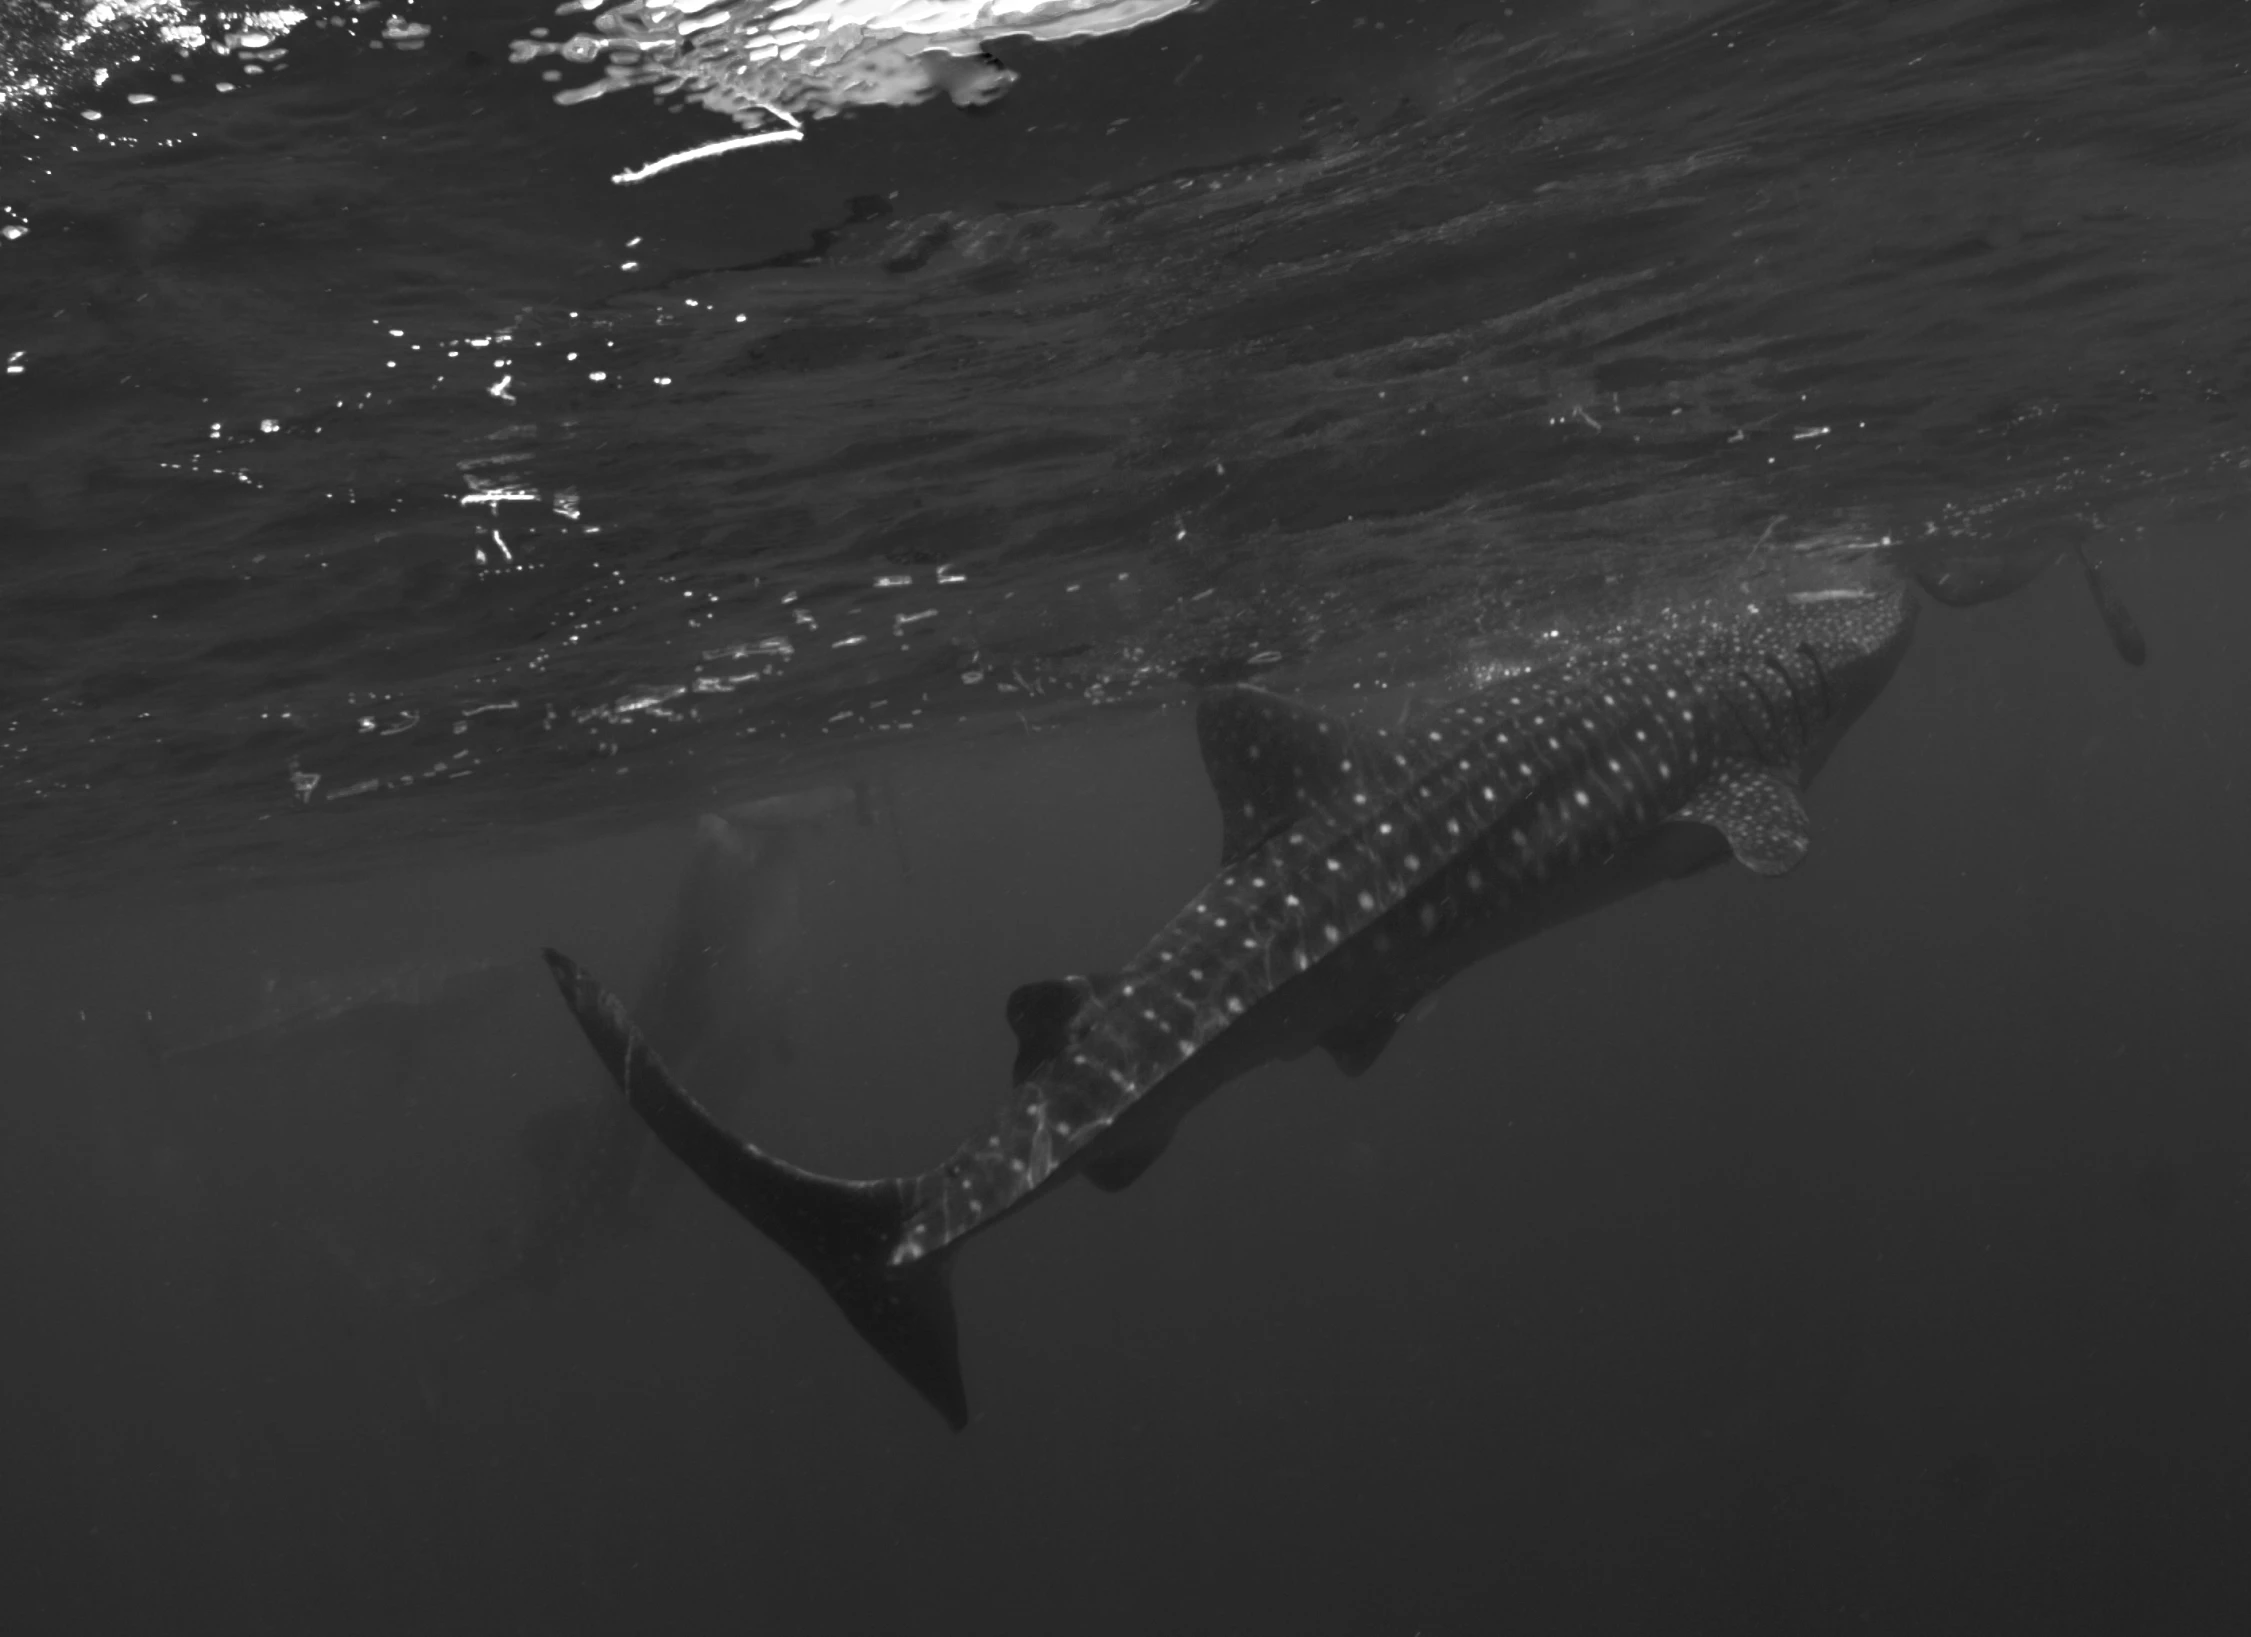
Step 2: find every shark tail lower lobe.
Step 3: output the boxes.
[542,950,969,1431]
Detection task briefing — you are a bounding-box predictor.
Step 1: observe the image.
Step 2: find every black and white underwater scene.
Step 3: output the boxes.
[5,0,2250,1629]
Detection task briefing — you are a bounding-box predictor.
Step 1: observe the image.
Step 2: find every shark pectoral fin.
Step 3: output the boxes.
[542,949,970,1432]
[1320,1008,1403,1078]
[1198,686,1387,866]
[1080,1125,1176,1193]
[519,1103,587,1179]
[1672,768,1811,876]
[1004,973,1119,1085]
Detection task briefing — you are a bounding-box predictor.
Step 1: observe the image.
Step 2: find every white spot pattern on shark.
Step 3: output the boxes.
[545,572,1926,1430]
[905,585,1916,1250]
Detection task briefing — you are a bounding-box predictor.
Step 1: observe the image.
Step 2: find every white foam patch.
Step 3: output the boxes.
[514,0,1203,173]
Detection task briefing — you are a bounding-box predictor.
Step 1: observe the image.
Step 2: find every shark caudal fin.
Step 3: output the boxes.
[540,950,969,1430]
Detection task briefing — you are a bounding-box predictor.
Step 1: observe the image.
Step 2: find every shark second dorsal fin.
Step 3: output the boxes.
[1197,686,1384,868]
[1005,975,1115,1085]
[1673,767,1811,876]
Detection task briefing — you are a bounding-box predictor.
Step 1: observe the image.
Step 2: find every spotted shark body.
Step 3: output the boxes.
[545,575,1920,1427]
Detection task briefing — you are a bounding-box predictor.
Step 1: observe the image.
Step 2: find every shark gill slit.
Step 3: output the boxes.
[1739,667,1791,749]
[1796,642,1834,715]
[1762,653,1812,738]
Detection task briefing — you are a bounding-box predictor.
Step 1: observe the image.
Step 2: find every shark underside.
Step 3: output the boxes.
[546,568,1949,1428]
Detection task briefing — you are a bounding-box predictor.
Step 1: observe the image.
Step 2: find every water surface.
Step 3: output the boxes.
[3,1,2248,1630]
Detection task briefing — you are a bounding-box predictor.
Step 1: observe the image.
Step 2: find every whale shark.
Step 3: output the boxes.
[542,554,1954,1428]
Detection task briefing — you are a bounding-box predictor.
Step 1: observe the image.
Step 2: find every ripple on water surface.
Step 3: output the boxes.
[1,0,2246,889]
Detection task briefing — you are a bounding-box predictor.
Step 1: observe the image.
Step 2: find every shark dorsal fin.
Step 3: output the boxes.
[1004,974,1114,1085]
[1197,686,1385,868]
[1672,767,1811,876]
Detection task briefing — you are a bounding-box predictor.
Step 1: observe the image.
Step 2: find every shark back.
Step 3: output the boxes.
[896,584,1917,1259]
[542,578,1918,1430]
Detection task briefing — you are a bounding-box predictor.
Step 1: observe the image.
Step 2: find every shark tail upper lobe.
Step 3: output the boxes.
[541,950,969,1431]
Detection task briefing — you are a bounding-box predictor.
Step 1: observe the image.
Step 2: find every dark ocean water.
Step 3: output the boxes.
[3,0,2249,1631]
